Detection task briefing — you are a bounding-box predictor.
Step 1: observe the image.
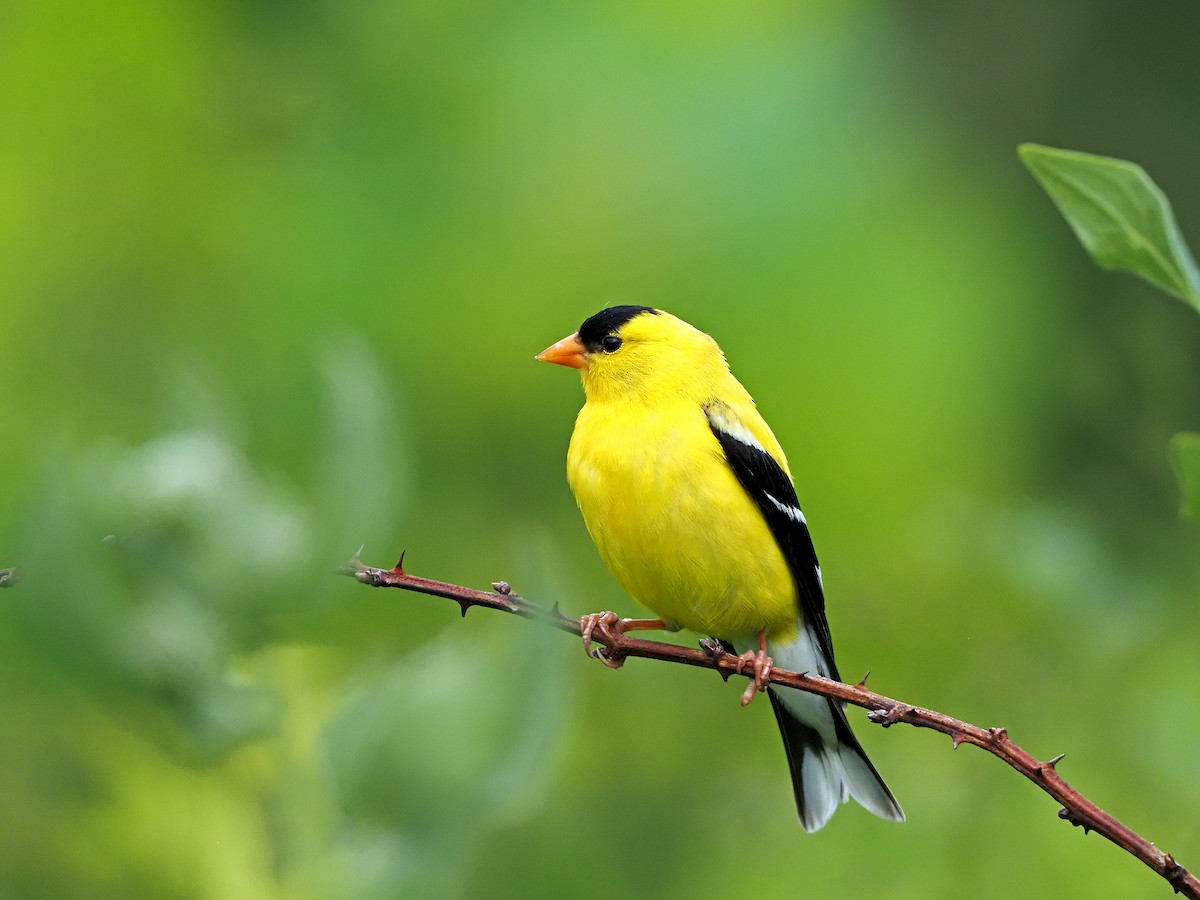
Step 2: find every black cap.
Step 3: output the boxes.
[577,306,659,351]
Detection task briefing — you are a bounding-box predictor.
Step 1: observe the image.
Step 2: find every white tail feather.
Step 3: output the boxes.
[743,629,904,829]
[838,741,905,822]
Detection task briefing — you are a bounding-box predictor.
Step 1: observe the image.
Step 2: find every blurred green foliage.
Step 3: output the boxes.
[1,3,1199,898]
[1172,434,1200,518]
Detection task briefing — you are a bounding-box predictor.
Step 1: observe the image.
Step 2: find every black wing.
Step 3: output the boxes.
[704,402,840,682]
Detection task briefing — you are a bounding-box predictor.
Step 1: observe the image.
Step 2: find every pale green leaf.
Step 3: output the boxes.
[1019,144,1200,312]
[1169,432,1200,518]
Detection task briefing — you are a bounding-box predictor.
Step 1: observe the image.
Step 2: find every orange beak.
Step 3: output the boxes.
[536,332,587,369]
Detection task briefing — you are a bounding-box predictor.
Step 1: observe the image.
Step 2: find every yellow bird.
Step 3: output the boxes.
[537,306,903,831]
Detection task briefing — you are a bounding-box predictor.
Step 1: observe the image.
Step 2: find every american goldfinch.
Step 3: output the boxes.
[537,306,903,831]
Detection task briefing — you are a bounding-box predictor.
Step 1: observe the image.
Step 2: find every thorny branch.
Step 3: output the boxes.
[343,552,1198,898]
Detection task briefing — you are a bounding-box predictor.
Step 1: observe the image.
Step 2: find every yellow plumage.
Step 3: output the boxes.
[538,305,903,831]
[565,312,797,642]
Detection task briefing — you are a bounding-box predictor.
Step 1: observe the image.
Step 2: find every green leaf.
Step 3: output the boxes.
[1018,143,1200,312]
[1169,432,1200,518]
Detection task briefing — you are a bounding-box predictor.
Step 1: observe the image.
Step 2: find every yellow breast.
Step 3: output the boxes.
[567,399,799,641]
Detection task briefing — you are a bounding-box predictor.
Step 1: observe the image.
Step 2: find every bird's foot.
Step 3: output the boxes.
[580,613,669,668]
[733,644,773,707]
[579,611,627,668]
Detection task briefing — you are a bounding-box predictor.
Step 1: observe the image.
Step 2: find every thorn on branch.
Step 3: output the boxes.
[856,670,871,688]
[698,639,734,681]
[1059,807,1093,835]
[392,549,407,574]
[456,600,472,618]
[1036,753,1066,777]
[950,731,965,749]
[1164,855,1187,891]
[700,638,744,686]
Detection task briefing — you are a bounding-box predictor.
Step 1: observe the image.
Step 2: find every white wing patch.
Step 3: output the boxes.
[705,407,767,453]
[766,491,807,524]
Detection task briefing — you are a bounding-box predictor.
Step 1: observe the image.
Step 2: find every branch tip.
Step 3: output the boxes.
[351,564,381,586]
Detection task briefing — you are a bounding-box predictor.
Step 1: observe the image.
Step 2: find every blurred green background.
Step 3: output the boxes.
[2,2,1199,897]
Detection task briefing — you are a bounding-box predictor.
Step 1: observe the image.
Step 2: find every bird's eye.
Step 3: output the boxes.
[600,335,622,353]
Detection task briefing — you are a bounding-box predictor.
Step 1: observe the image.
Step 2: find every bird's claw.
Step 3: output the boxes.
[733,648,773,706]
[580,610,617,656]
[580,611,627,668]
